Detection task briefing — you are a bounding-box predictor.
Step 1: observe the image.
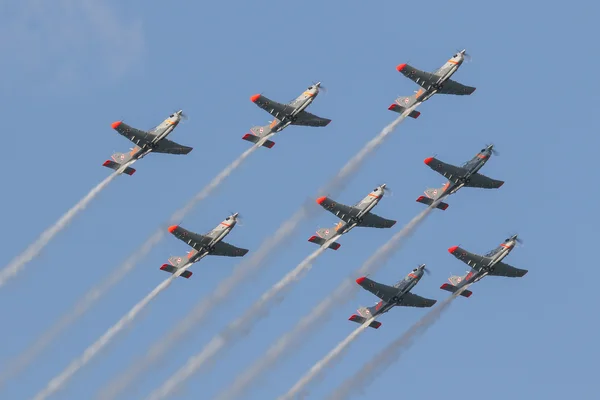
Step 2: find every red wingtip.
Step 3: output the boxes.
[102,160,112,167]
[242,133,253,140]
[356,276,366,285]
[160,264,169,271]
[308,236,318,242]
[396,63,407,72]
[264,141,275,149]
[448,245,459,254]
[250,94,261,103]
[168,225,178,233]
[440,203,449,210]
[416,196,425,202]
[463,291,472,298]
[424,157,434,165]
[316,196,327,205]
[349,315,358,321]
[111,121,122,129]
[413,111,421,118]
[388,104,397,110]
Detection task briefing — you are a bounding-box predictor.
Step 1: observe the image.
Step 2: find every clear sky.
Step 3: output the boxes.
[0,0,598,399]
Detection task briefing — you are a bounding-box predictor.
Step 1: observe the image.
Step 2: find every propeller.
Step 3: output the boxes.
[174,110,189,121]
[505,234,523,245]
[313,81,327,93]
[230,211,243,226]
[378,184,393,197]
[486,144,500,156]
[457,49,472,62]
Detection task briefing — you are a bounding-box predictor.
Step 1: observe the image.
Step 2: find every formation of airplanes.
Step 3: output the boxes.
[101,50,527,328]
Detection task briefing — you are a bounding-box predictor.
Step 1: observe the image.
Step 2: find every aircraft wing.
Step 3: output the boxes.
[425,157,466,184]
[357,277,398,302]
[398,64,438,90]
[292,111,331,127]
[317,197,357,223]
[210,241,249,257]
[438,79,476,95]
[489,261,528,278]
[112,122,152,147]
[252,94,294,120]
[169,226,210,251]
[399,292,437,308]
[463,172,504,189]
[357,212,396,229]
[449,246,488,271]
[153,138,193,155]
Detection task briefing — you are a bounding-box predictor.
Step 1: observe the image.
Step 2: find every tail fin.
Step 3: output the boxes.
[416,185,449,210]
[159,264,192,279]
[348,314,381,329]
[308,235,340,250]
[102,149,137,175]
[242,122,276,148]
[388,95,420,118]
[440,283,472,298]
[159,255,192,279]
[102,160,136,176]
[307,226,341,250]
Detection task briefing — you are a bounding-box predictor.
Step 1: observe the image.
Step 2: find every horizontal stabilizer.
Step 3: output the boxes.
[102,160,135,176]
[242,133,275,149]
[160,264,192,279]
[388,103,421,119]
[440,283,472,298]
[416,196,448,210]
[348,315,381,329]
[308,235,341,250]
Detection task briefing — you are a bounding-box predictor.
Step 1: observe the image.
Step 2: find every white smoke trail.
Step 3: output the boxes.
[145,236,339,400]
[99,105,420,400]
[219,202,440,400]
[1,147,258,387]
[31,264,194,400]
[328,291,464,400]
[280,320,373,400]
[0,169,121,288]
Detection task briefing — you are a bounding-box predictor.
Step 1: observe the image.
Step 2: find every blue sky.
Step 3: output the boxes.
[0,0,598,399]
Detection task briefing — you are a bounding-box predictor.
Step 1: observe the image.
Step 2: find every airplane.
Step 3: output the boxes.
[160,213,248,279]
[102,110,193,175]
[349,264,437,329]
[416,144,504,210]
[308,184,396,250]
[441,234,527,297]
[388,49,476,118]
[242,82,331,149]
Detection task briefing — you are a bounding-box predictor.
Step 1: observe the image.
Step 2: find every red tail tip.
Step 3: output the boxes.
[356,276,366,285]
[448,245,459,253]
[111,121,122,129]
[424,157,434,165]
[396,63,407,72]
[316,196,327,205]
[250,94,261,103]
[168,225,178,233]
